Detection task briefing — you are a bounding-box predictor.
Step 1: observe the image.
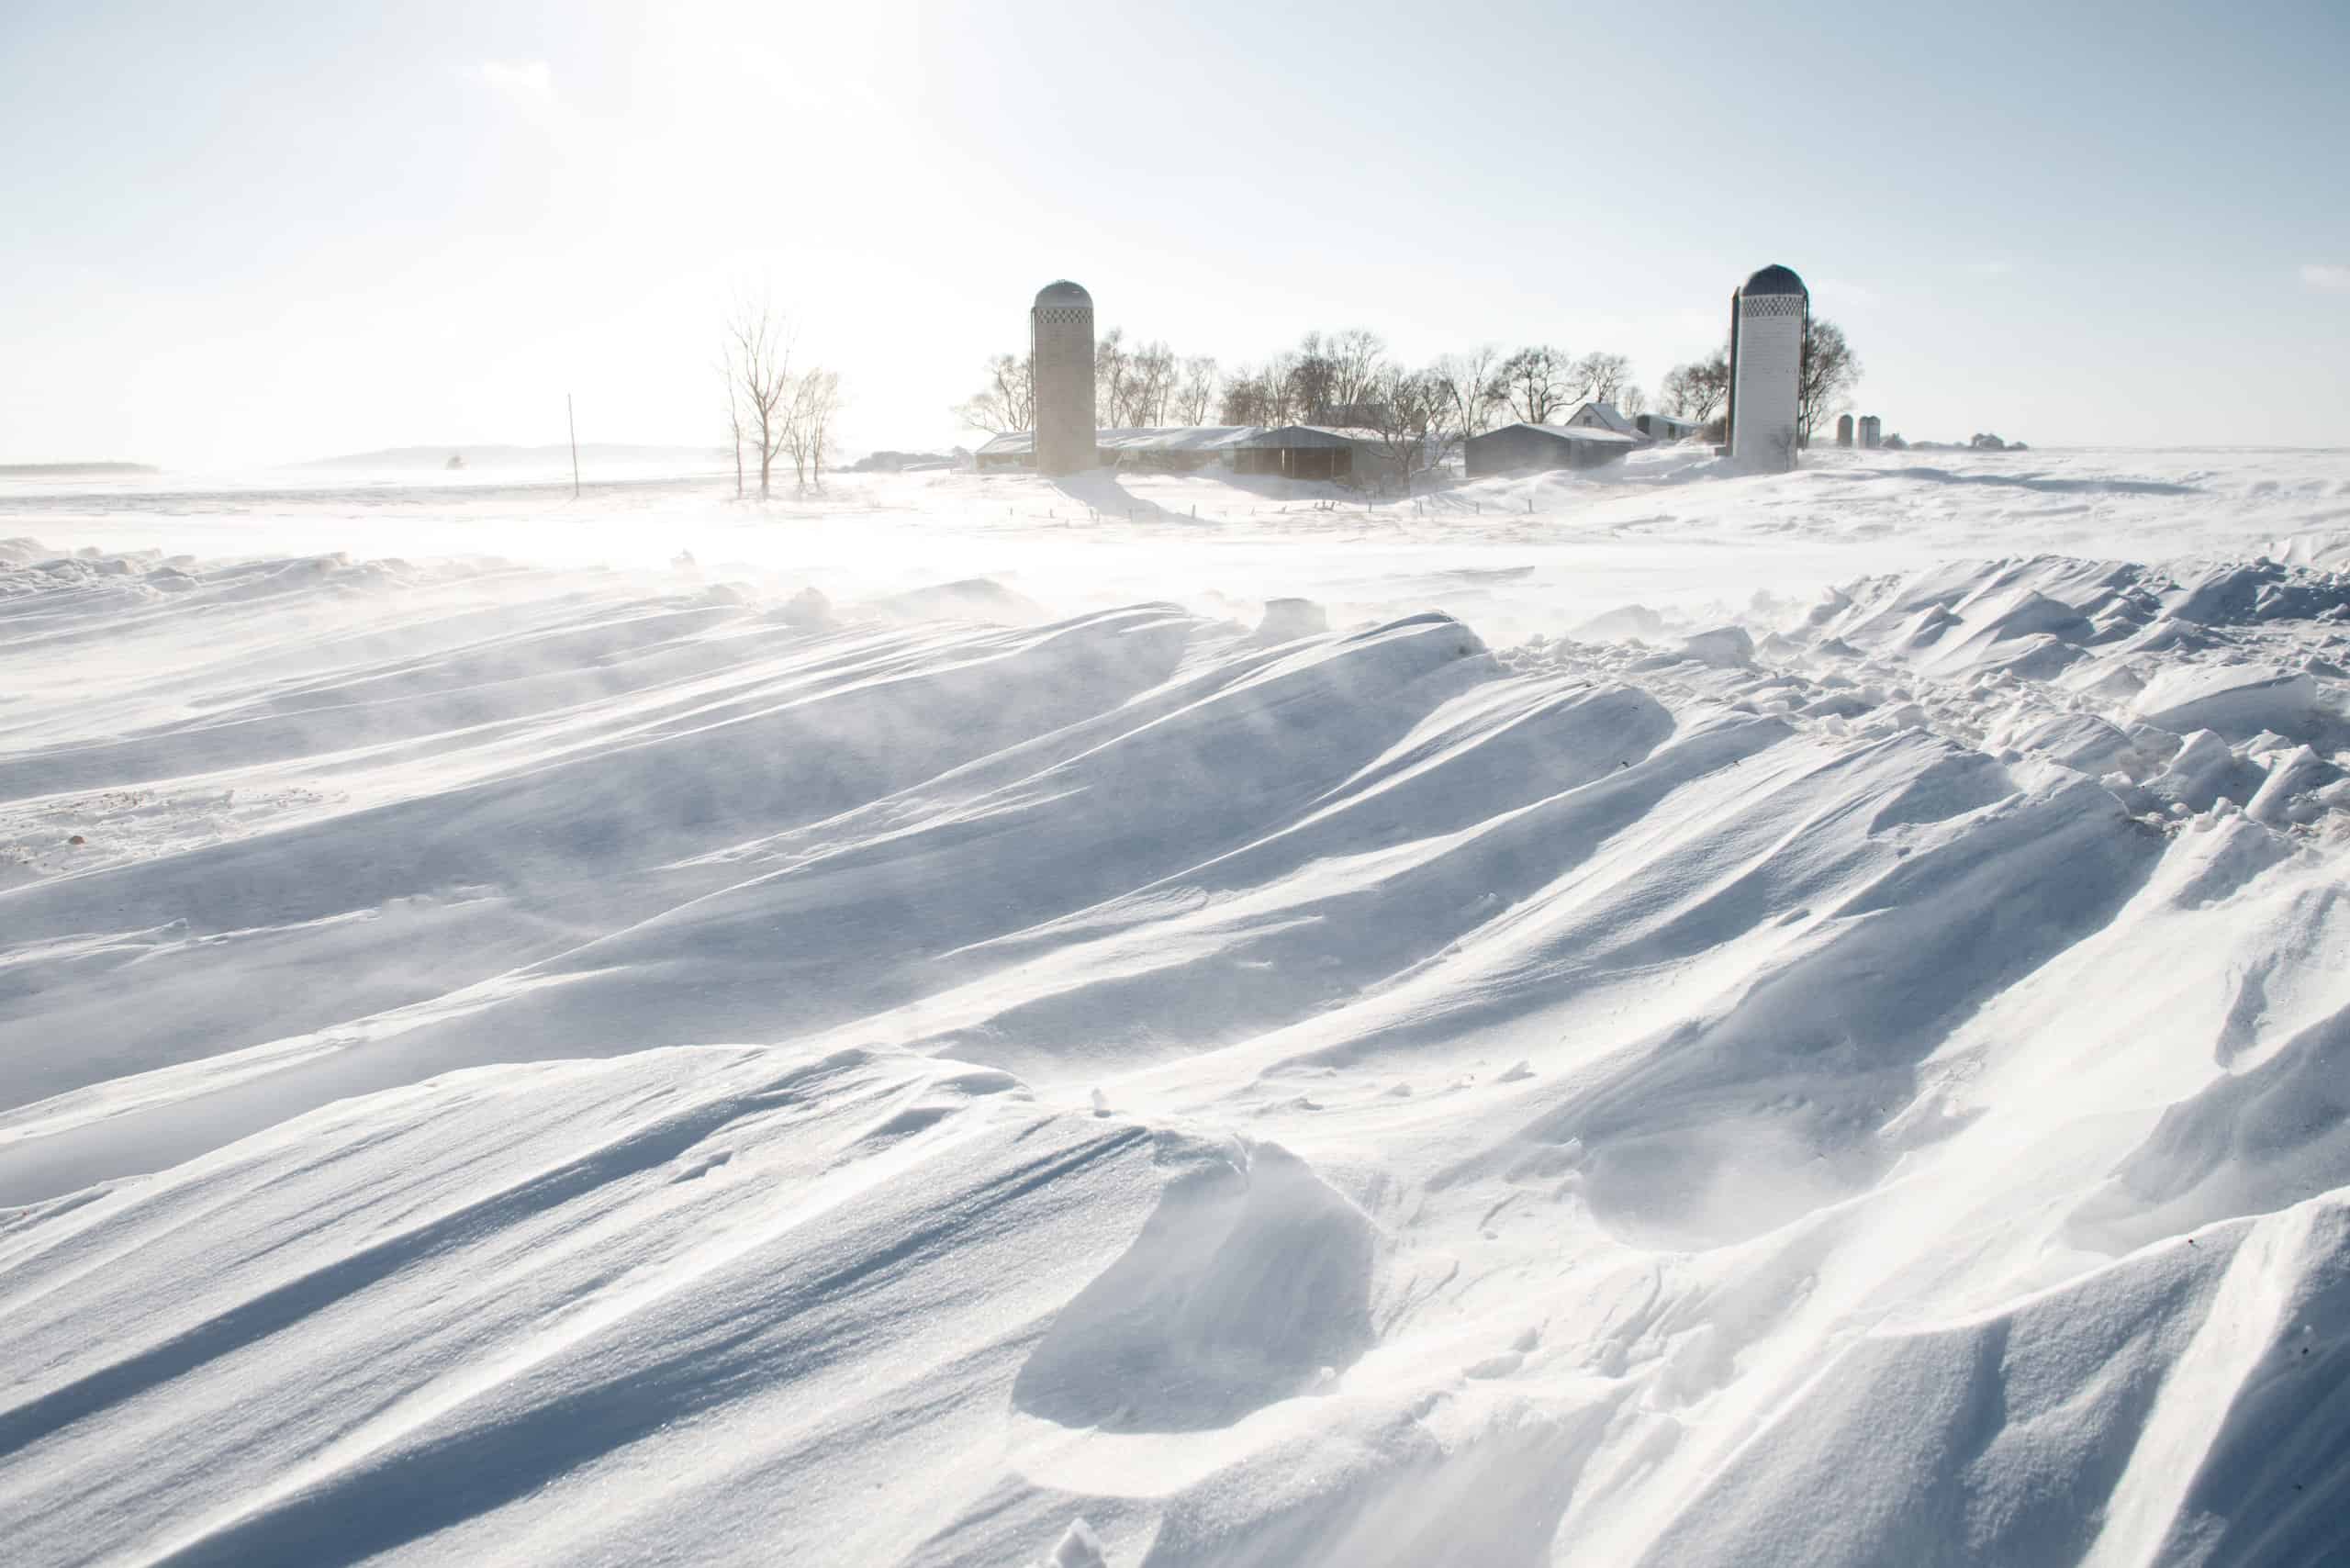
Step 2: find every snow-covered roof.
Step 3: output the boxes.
[1567,401,1639,435]
[1234,425,1386,449]
[1471,421,1639,446]
[977,426,1259,458]
[1098,426,1258,453]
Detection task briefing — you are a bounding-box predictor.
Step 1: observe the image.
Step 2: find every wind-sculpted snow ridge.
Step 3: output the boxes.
[3,535,2349,1566]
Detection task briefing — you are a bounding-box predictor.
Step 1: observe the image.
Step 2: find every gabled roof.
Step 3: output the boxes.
[1234,425,1385,449]
[1566,401,1639,435]
[1099,426,1258,453]
[1467,421,1639,446]
[976,426,1261,458]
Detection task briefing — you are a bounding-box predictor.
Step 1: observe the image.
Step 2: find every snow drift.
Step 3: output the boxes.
[4,448,2350,1566]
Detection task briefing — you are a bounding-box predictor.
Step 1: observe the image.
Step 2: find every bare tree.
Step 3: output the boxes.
[1430,345,1504,437]
[1218,364,1268,426]
[1364,363,1463,493]
[953,353,1034,436]
[1093,326,1132,430]
[1175,355,1220,425]
[1661,352,1730,422]
[793,369,842,489]
[1620,384,1647,418]
[722,366,744,498]
[1327,327,1387,419]
[1797,319,1862,446]
[1496,344,1575,425]
[1122,340,1176,425]
[1287,331,1339,423]
[1222,360,1300,427]
[1574,351,1632,406]
[1658,363,1695,417]
[722,294,797,500]
[1250,351,1300,426]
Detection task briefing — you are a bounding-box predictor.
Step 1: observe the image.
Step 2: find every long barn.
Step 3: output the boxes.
[1462,421,1638,477]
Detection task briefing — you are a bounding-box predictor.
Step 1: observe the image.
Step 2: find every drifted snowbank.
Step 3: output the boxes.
[1,516,2349,1564]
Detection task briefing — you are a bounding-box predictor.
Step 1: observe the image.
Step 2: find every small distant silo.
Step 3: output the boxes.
[1859,415,1882,449]
[1836,413,1854,448]
[1031,279,1097,476]
[1726,263,1808,473]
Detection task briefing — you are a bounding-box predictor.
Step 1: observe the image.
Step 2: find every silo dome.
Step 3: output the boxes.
[1034,279,1092,308]
[1740,263,1807,297]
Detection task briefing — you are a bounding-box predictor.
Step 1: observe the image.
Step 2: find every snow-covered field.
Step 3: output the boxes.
[4,445,2349,1566]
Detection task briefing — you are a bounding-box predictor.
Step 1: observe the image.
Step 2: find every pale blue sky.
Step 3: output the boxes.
[4,0,2344,466]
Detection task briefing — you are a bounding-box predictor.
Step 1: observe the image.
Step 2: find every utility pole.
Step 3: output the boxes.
[567,393,580,498]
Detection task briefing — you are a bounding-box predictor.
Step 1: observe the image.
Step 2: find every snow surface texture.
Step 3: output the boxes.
[4,447,2350,1566]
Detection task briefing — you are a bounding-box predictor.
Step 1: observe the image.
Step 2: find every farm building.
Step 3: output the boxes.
[973,432,1032,473]
[1102,426,1258,471]
[1562,401,1639,437]
[1634,411,1702,442]
[1232,426,1396,487]
[1463,422,1639,477]
[973,426,1257,474]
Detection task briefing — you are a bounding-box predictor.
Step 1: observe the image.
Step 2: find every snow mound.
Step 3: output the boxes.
[2132,664,2321,741]
[6,492,2350,1563]
[1255,596,1330,642]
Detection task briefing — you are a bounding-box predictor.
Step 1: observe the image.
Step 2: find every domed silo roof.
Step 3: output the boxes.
[1034,279,1092,308]
[1740,263,1807,297]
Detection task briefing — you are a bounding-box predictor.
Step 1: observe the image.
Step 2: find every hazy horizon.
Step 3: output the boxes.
[6,0,2346,468]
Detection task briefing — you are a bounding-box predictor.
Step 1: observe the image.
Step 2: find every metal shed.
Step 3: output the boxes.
[973,426,1261,475]
[974,431,1035,472]
[1232,426,1393,486]
[1462,422,1638,477]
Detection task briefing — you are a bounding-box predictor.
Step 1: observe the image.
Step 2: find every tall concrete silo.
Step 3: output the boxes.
[1725,263,1808,473]
[1836,413,1854,448]
[1031,279,1097,475]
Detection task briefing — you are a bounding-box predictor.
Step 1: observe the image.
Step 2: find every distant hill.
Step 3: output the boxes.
[0,462,159,476]
[297,443,726,470]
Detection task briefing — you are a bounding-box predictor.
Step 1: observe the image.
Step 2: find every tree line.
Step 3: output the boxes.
[953,329,1709,489]
[957,332,1656,439]
[957,319,1863,465]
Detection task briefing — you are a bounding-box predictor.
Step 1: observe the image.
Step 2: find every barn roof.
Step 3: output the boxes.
[1566,400,1639,435]
[1234,425,1385,449]
[1100,426,1258,453]
[1467,422,1639,447]
[977,426,1260,458]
